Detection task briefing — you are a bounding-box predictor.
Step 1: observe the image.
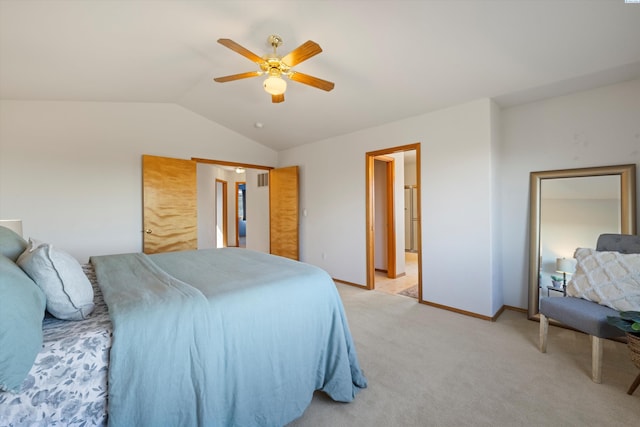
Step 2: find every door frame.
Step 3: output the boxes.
[365,143,422,300]
[192,157,273,171]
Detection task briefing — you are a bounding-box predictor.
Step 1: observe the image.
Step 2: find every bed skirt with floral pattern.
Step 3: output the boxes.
[0,264,111,426]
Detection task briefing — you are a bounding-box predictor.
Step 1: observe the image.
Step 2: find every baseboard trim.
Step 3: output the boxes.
[503,305,527,314]
[419,300,493,321]
[491,305,507,321]
[334,280,520,322]
[333,278,367,289]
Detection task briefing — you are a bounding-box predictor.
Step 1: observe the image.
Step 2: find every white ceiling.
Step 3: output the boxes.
[1,1,639,151]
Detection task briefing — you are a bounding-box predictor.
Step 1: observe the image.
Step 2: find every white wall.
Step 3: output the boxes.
[0,100,277,262]
[4,81,636,317]
[197,163,217,249]
[404,154,417,186]
[500,78,640,309]
[279,99,498,317]
[490,100,503,315]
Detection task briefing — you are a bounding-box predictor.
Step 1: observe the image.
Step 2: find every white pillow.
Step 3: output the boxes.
[566,248,640,312]
[17,239,94,320]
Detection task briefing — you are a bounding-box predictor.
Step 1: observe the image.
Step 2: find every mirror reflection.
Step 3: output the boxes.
[528,165,636,319]
[539,175,620,297]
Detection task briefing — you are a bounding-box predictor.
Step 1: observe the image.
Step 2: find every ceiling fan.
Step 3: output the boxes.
[213,35,335,103]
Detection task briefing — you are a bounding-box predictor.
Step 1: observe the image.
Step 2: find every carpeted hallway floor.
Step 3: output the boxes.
[287,283,640,426]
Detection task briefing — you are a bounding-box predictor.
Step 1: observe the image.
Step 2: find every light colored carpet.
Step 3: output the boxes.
[287,284,640,426]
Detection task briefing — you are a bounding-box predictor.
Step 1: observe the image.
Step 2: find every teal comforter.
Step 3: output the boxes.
[91,248,366,427]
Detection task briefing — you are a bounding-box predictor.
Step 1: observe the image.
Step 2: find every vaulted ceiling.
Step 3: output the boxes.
[1,1,639,151]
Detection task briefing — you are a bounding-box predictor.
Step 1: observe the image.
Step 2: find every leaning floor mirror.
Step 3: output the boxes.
[528,164,637,319]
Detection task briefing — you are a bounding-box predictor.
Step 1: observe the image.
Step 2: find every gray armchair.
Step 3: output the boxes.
[538,233,640,383]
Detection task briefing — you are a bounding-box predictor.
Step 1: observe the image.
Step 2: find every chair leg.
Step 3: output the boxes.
[591,336,603,383]
[539,314,548,353]
[628,372,640,395]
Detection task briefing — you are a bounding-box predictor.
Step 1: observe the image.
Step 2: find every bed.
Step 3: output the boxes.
[0,226,367,426]
[0,264,111,426]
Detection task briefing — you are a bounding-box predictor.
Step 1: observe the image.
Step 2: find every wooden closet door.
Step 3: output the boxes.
[142,155,197,254]
[269,166,299,260]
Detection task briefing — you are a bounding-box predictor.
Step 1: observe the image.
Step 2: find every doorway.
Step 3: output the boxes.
[191,158,298,255]
[372,155,396,278]
[366,144,422,301]
[236,182,246,248]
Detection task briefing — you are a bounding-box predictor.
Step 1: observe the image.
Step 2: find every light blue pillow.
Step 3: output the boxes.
[0,254,46,393]
[17,239,94,320]
[0,226,28,262]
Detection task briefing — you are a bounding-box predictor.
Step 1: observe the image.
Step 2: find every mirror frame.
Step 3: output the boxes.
[528,164,637,319]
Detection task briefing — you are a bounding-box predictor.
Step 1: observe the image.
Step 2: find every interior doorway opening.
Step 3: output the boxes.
[236,182,246,248]
[366,144,422,301]
[373,155,397,278]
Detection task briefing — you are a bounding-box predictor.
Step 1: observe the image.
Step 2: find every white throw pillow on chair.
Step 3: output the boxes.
[566,248,640,312]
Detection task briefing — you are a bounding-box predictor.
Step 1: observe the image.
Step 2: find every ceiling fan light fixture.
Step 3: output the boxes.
[215,36,333,103]
[263,76,287,95]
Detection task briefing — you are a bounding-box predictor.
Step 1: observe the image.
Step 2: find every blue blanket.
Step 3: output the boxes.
[91,248,366,427]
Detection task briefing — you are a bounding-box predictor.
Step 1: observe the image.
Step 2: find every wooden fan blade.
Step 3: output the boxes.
[289,72,335,91]
[272,94,285,103]
[217,39,265,64]
[213,71,261,83]
[281,40,322,67]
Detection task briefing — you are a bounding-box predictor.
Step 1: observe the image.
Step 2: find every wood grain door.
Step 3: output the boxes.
[142,155,197,254]
[269,166,299,260]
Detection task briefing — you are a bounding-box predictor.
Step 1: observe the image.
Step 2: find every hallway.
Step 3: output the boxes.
[374,252,418,298]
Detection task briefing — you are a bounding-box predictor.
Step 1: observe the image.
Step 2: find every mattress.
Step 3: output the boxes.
[0,265,111,427]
